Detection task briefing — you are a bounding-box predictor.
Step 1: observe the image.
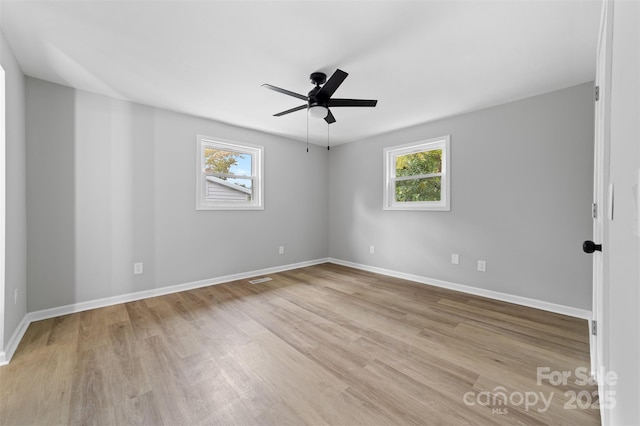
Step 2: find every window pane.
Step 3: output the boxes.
[395,149,442,177]
[204,148,252,176]
[206,176,253,202]
[395,176,441,202]
[197,136,263,210]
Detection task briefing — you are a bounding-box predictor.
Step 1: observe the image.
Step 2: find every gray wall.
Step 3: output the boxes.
[329,83,594,310]
[25,78,76,313]
[22,79,595,313]
[1,31,27,351]
[26,78,328,312]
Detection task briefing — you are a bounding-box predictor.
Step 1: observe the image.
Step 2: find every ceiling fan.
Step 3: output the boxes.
[262,69,377,124]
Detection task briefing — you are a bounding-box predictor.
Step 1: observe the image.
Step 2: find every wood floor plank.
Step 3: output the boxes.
[67,346,116,425]
[0,263,600,425]
[102,321,153,399]
[125,299,163,341]
[112,390,164,426]
[0,343,76,425]
[437,298,587,342]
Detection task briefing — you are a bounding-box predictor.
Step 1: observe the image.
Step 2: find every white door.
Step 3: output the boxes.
[588,0,613,382]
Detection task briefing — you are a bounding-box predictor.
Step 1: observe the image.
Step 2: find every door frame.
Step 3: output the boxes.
[0,64,5,363]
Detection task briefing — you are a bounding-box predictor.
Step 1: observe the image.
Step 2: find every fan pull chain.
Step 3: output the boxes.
[327,123,330,150]
[306,111,309,153]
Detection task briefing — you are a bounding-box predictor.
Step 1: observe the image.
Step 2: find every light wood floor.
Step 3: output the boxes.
[0,263,600,425]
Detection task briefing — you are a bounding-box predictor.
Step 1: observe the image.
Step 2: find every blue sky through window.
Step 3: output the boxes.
[228,153,252,189]
[229,153,251,176]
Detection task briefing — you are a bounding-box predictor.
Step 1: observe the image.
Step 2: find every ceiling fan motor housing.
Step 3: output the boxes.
[309,73,328,107]
[308,86,325,108]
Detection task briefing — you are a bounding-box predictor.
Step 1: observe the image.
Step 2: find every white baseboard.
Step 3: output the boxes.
[0,258,329,366]
[328,258,592,320]
[0,315,30,366]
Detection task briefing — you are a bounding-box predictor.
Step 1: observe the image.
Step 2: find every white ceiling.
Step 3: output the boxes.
[1,0,601,145]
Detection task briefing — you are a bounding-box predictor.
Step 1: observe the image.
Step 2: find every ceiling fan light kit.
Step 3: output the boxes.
[308,105,328,119]
[263,68,378,125]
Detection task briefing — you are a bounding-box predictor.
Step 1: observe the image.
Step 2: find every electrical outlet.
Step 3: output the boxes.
[133,262,144,275]
[477,260,486,272]
[279,246,285,255]
[370,245,375,254]
[451,253,459,265]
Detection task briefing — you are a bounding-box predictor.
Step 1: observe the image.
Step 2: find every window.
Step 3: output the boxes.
[384,135,450,211]
[196,135,264,210]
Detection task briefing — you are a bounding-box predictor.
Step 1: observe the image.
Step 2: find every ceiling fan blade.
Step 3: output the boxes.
[329,98,378,108]
[317,69,348,99]
[262,84,308,101]
[325,109,336,124]
[273,104,307,116]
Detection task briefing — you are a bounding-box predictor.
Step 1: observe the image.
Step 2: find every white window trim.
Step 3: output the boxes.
[383,135,450,211]
[196,135,264,210]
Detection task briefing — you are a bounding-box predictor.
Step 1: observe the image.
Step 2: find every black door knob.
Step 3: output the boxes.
[583,240,602,253]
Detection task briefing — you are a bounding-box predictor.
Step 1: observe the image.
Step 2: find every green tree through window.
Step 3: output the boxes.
[384,136,450,211]
[395,149,442,202]
[204,148,242,177]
